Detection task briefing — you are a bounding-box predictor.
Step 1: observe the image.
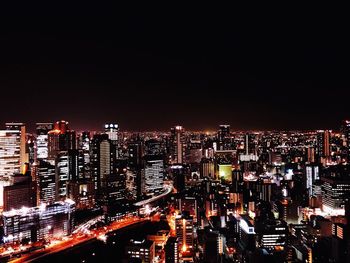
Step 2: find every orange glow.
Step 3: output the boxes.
[48,129,62,135]
[182,244,187,252]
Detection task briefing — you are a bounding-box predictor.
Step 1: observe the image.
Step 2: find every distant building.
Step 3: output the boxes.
[170,126,185,164]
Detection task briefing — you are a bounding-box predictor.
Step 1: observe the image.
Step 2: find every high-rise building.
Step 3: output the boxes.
[47,120,76,160]
[104,123,119,142]
[306,164,319,196]
[37,160,56,205]
[218,124,231,150]
[317,130,331,159]
[141,157,164,197]
[165,237,179,263]
[56,151,69,199]
[0,129,24,177]
[90,134,118,203]
[5,123,27,174]
[36,123,54,161]
[170,126,184,164]
[175,212,194,257]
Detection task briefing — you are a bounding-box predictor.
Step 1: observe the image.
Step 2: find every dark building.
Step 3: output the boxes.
[165,237,179,263]
[3,174,37,211]
[37,160,56,204]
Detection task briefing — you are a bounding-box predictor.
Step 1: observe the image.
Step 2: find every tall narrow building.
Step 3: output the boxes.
[171,126,184,164]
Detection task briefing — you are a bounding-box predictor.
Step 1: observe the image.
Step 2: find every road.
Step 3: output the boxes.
[9,217,146,263]
[4,183,174,262]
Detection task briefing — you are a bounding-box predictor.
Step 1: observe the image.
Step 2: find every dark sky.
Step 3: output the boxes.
[0,7,349,131]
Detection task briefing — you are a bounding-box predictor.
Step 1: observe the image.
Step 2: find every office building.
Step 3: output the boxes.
[142,157,164,197]
[2,200,75,244]
[37,160,56,205]
[170,126,184,164]
[165,237,179,263]
[3,174,36,211]
[125,239,155,263]
[175,212,194,257]
[36,123,54,161]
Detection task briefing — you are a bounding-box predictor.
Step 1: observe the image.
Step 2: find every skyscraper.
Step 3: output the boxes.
[170,126,184,164]
[175,212,194,258]
[36,122,54,161]
[90,134,118,203]
[0,130,22,177]
[37,160,56,205]
[317,130,331,159]
[141,157,164,197]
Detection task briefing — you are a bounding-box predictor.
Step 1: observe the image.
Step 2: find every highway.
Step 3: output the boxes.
[9,217,146,263]
[134,182,173,207]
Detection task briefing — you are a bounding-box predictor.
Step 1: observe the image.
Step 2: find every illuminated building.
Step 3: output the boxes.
[126,169,137,200]
[237,215,255,250]
[257,180,274,202]
[342,120,350,161]
[125,239,155,263]
[37,160,56,205]
[0,130,22,177]
[36,122,53,161]
[200,158,215,178]
[3,174,36,211]
[170,126,185,164]
[5,123,27,174]
[307,146,316,163]
[104,123,119,158]
[165,237,179,263]
[145,139,162,156]
[175,212,194,257]
[216,164,232,182]
[142,157,164,197]
[47,120,76,159]
[91,134,115,202]
[104,123,119,142]
[53,120,69,133]
[317,130,331,159]
[2,199,75,244]
[79,131,90,152]
[79,131,91,175]
[218,124,230,150]
[306,164,319,196]
[56,151,69,199]
[321,176,350,215]
[187,140,202,164]
[255,219,288,249]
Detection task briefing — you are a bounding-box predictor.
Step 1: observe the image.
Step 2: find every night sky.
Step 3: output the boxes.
[0,7,348,131]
